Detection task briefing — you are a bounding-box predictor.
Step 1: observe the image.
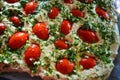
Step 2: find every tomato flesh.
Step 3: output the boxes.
[56,59,74,74]
[33,22,49,40]
[10,16,21,26]
[79,57,96,69]
[71,9,84,18]
[6,0,19,3]
[24,44,41,66]
[79,0,93,3]
[0,23,6,35]
[24,1,37,15]
[60,20,72,35]
[48,6,59,19]
[77,29,99,43]
[95,6,109,20]
[55,40,69,50]
[8,32,29,50]
[64,0,74,4]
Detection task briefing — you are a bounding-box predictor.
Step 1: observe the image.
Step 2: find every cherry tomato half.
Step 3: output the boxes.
[10,16,21,27]
[56,59,74,74]
[8,32,29,50]
[48,6,59,19]
[60,20,72,35]
[64,0,74,4]
[79,57,96,69]
[33,22,49,40]
[6,0,19,3]
[24,1,37,15]
[95,6,109,20]
[0,23,7,35]
[24,44,41,66]
[71,9,84,18]
[77,29,99,43]
[54,40,69,50]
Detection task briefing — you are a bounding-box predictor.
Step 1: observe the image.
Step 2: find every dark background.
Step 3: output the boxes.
[0,1,120,80]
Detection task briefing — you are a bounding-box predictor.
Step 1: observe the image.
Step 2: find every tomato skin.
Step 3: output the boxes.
[77,29,99,43]
[56,59,74,74]
[24,44,41,66]
[71,9,84,18]
[33,22,49,40]
[95,6,109,20]
[55,40,69,50]
[64,0,74,4]
[8,32,29,50]
[24,1,37,15]
[79,0,93,3]
[6,0,19,3]
[10,16,21,27]
[79,57,96,69]
[48,6,59,19]
[60,20,72,35]
[0,23,6,35]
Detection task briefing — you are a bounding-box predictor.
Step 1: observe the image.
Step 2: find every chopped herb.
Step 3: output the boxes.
[65,48,77,62]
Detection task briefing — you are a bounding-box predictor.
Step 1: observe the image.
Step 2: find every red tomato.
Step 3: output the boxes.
[48,6,59,19]
[24,1,37,15]
[71,9,84,18]
[79,0,93,3]
[56,59,74,74]
[64,0,74,4]
[24,44,41,66]
[33,22,49,40]
[60,20,72,35]
[8,32,29,50]
[0,23,6,35]
[77,29,99,43]
[95,6,109,20]
[54,40,69,50]
[10,16,21,26]
[79,57,96,69]
[6,0,19,3]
